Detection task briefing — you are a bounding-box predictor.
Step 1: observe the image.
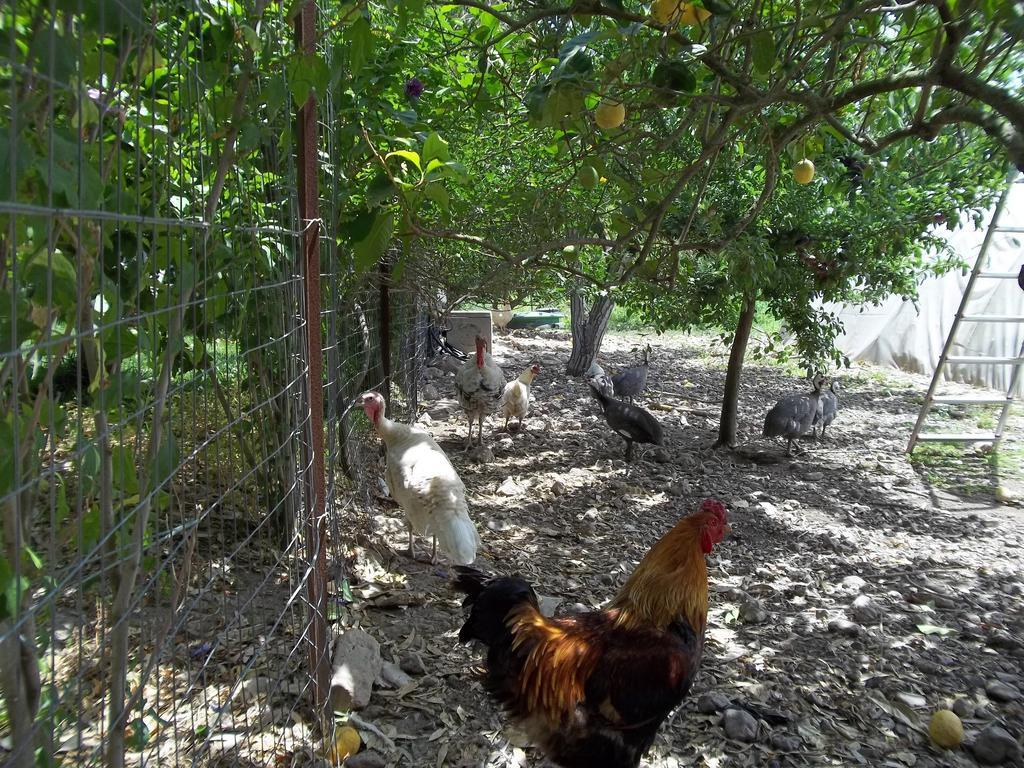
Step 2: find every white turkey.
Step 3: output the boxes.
[454,335,505,445]
[762,374,827,456]
[500,363,541,431]
[361,391,480,564]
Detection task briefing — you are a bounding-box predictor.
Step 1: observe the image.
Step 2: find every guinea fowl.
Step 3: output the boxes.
[584,360,615,398]
[762,374,827,456]
[612,344,651,404]
[812,381,840,439]
[588,380,664,461]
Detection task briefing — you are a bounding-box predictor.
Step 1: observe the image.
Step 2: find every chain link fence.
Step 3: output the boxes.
[1,3,427,766]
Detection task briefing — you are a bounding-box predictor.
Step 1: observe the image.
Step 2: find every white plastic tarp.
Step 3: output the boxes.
[828,179,1024,396]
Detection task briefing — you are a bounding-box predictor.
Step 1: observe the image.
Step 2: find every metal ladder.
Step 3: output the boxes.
[907,171,1024,453]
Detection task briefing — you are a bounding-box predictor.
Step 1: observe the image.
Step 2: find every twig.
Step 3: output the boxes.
[348,713,397,750]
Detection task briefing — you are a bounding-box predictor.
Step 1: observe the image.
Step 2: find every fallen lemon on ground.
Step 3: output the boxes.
[794,158,815,184]
[326,725,361,764]
[595,99,625,130]
[929,709,963,749]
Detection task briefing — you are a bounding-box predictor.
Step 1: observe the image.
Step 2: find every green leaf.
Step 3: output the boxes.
[438,161,470,184]
[240,24,261,53]
[287,52,330,107]
[352,210,395,273]
[112,445,139,497]
[701,0,733,13]
[422,133,450,166]
[916,624,956,636]
[128,718,151,749]
[340,209,376,242]
[386,150,422,172]
[424,182,450,214]
[23,547,44,571]
[0,127,37,202]
[80,505,101,551]
[149,430,178,489]
[44,131,104,208]
[340,578,355,602]
[751,30,775,75]
[0,556,11,620]
[346,16,373,76]
[0,416,14,496]
[366,172,396,207]
[23,250,78,312]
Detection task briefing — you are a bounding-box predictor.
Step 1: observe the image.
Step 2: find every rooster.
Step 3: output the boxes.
[453,499,728,768]
[360,391,479,564]
[454,335,506,446]
[500,363,541,431]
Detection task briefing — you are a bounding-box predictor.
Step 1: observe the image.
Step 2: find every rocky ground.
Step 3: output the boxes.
[319,329,1024,768]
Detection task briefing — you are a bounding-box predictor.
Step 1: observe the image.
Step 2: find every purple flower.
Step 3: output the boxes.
[404,77,424,101]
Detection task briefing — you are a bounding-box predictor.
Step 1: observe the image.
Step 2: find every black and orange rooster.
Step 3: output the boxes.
[453,499,728,768]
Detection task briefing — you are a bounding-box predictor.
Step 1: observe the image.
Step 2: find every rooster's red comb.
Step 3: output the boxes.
[699,498,727,522]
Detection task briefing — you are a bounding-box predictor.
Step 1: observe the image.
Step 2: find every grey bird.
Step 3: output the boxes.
[611,344,651,404]
[585,360,615,398]
[762,374,828,456]
[588,380,664,461]
[812,381,840,439]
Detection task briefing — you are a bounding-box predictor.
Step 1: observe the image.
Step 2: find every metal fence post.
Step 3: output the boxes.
[379,257,392,411]
[294,0,331,716]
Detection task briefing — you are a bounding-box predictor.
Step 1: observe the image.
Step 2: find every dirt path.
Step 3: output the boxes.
[343,330,1024,768]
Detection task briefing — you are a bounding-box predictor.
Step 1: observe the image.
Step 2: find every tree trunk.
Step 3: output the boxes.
[565,289,614,376]
[715,293,757,448]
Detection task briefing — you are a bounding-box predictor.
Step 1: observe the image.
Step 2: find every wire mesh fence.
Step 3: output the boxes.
[0,3,427,766]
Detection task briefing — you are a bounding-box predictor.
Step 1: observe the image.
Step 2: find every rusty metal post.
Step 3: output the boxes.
[294,0,330,715]
[379,256,392,411]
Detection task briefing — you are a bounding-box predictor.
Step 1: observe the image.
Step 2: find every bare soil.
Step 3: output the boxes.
[334,330,1024,768]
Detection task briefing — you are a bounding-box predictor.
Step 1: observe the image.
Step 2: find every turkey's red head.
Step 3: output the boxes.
[697,499,728,554]
[475,336,487,368]
[361,391,385,424]
[530,363,541,376]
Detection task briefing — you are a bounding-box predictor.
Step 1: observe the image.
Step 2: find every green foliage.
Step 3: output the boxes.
[2,0,1023,752]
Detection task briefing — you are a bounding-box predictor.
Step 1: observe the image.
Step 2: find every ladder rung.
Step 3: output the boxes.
[946,355,1024,364]
[960,315,1024,323]
[930,395,1011,404]
[995,226,1024,233]
[916,432,998,442]
[977,272,1021,279]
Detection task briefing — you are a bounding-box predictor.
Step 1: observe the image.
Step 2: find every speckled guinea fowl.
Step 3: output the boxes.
[611,344,651,404]
[812,381,840,439]
[762,375,827,456]
[584,361,615,398]
[588,380,663,461]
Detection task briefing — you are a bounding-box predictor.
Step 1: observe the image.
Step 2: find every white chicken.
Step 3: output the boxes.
[454,335,506,445]
[360,391,480,564]
[500,363,541,431]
